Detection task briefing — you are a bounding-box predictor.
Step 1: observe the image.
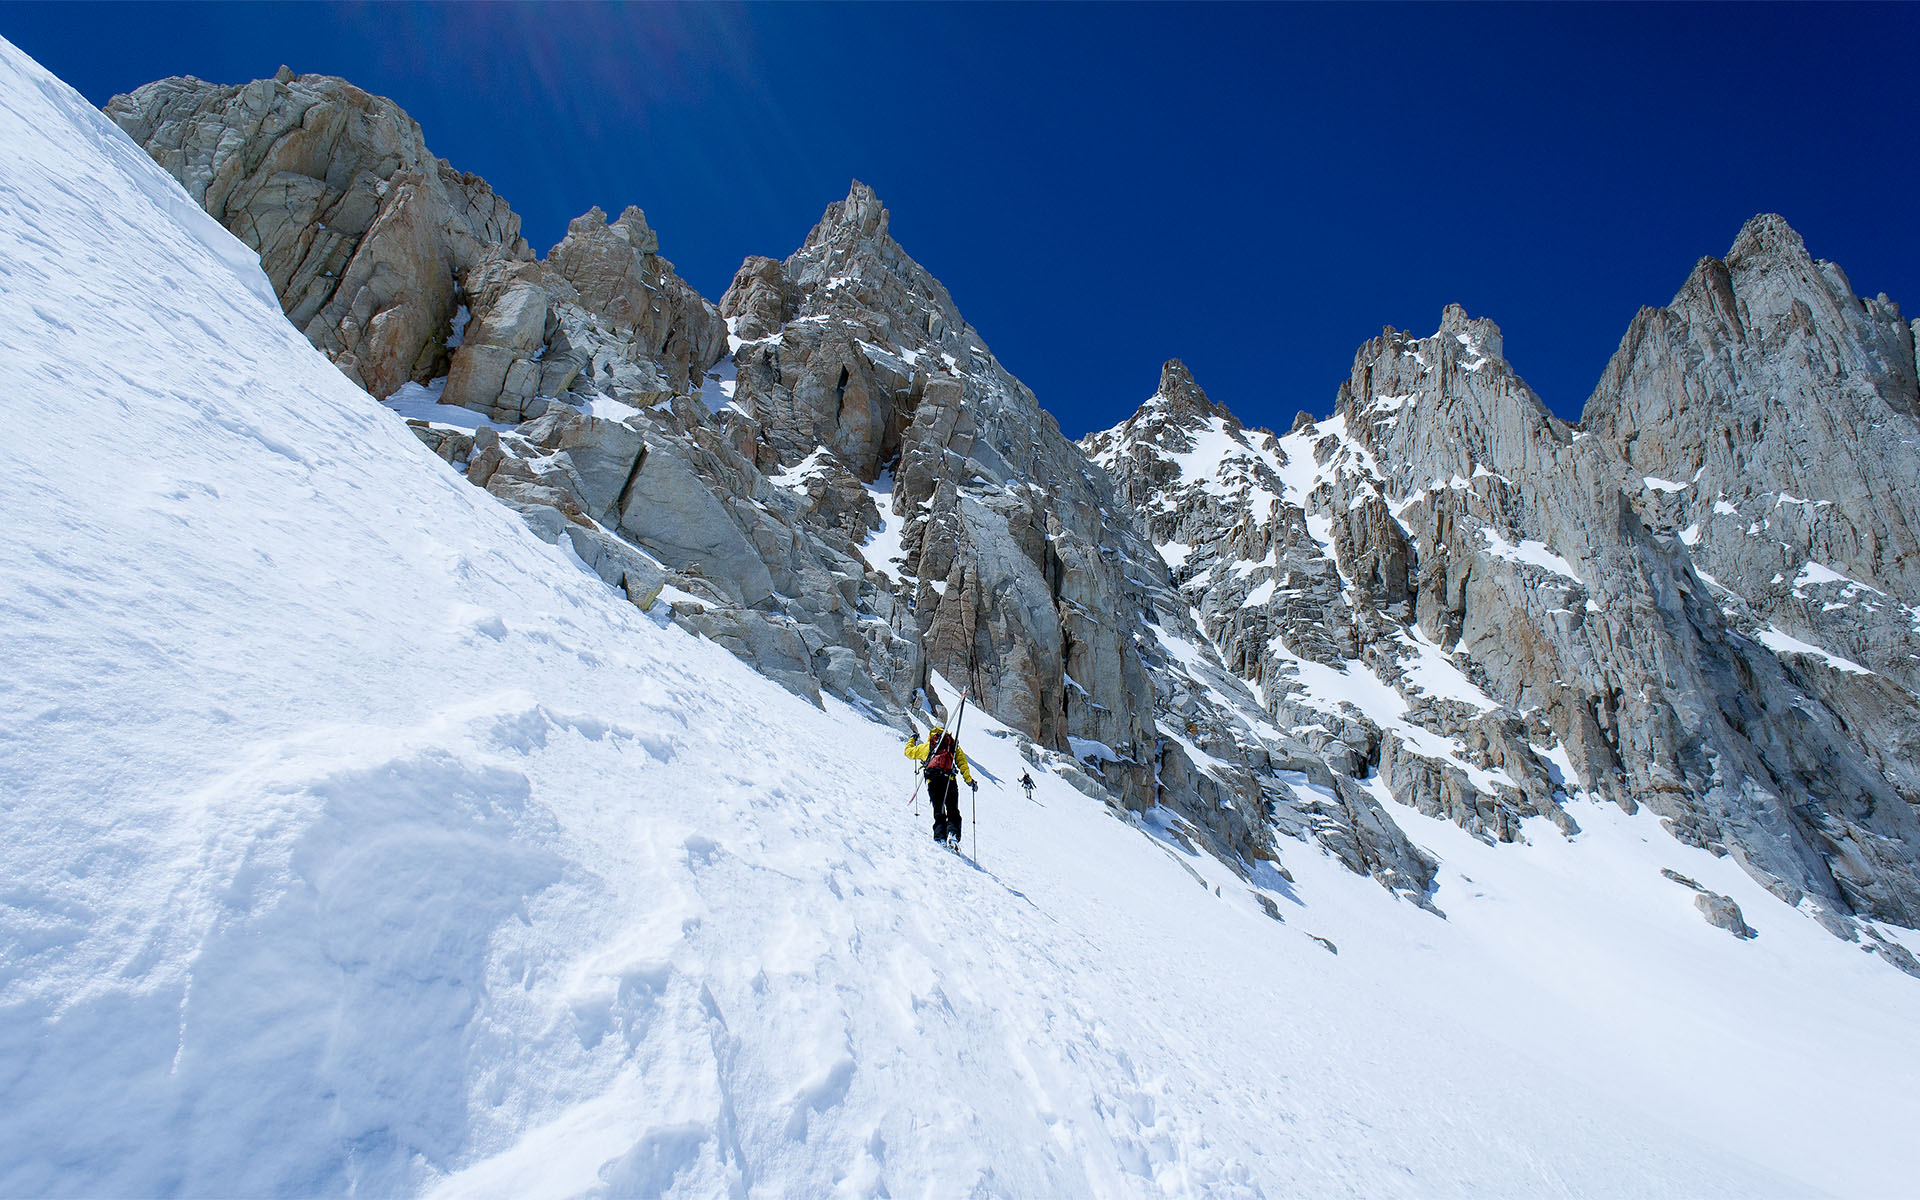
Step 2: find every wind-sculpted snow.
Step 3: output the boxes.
[12,36,1920,1197]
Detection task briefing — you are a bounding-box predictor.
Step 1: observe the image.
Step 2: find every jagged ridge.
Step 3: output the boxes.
[1089,236,1920,955]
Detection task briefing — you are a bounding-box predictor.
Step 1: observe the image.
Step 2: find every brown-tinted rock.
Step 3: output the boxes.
[107,72,530,398]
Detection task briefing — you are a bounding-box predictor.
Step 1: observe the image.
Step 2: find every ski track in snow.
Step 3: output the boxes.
[3,36,1919,1199]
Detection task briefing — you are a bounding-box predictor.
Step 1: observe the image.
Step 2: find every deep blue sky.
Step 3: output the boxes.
[7,3,1917,435]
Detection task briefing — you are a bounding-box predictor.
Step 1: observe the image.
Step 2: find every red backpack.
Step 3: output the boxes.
[926,731,957,773]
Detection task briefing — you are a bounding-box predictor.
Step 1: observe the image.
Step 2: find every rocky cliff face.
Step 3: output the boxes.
[722,184,1187,775]
[1334,302,1920,932]
[106,69,529,399]
[710,182,1442,883]
[1090,256,1920,952]
[1587,215,1920,664]
[111,71,1920,959]
[1583,215,1920,823]
[105,71,726,423]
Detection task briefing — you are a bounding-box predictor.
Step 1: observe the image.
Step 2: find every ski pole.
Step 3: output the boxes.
[904,722,924,816]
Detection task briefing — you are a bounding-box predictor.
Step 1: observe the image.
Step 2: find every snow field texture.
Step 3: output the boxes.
[4,36,1920,1198]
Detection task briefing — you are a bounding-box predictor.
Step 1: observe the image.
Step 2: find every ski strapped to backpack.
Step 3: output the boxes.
[926,690,968,775]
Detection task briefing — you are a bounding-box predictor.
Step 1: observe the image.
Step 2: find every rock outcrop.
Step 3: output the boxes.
[539,205,728,398]
[106,70,529,398]
[1662,870,1758,939]
[106,73,726,428]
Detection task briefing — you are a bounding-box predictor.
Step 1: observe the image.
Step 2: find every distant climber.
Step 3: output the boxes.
[1019,770,1035,800]
[906,725,975,847]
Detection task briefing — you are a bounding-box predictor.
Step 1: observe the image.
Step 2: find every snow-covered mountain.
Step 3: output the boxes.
[101,68,1920,940]
[9,38,1920,1195]
[1087,276,1920,954]
[104,51,1920,972]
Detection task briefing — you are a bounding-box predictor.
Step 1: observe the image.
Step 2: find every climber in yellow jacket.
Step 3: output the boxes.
[905,725,975,847]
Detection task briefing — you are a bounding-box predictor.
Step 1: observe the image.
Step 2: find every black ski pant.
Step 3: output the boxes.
[927,769,962,842]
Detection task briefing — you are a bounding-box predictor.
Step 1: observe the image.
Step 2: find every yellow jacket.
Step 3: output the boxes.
[905,731,974,784]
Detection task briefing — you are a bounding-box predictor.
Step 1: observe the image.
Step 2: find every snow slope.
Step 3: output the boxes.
[4,38,1920,1198]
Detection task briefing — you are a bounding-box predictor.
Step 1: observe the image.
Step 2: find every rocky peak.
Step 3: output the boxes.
[778,181,965,338]
[815,179,888,240]
[1086,358,1240,463]
[1725,211,1812,272]
[1584,213,1920,688]
[790,181,898,294]
[561,204,661,257]
[1156,356,1205,404]
[1151,358,1237,426]
[1080,359,1283,523]
[1435,301,1505,362]
[719,182,984,483]
[1332,307,1566,510]
[1661,211,1841,345]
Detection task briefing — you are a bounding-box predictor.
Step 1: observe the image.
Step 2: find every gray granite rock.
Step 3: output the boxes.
[713,183,1439,880]
[1090,232,1920,935]
[543,206,726,396]
[1586,215,1920,694]
[1694,892,1757,940]
[1585,213,1920,848]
